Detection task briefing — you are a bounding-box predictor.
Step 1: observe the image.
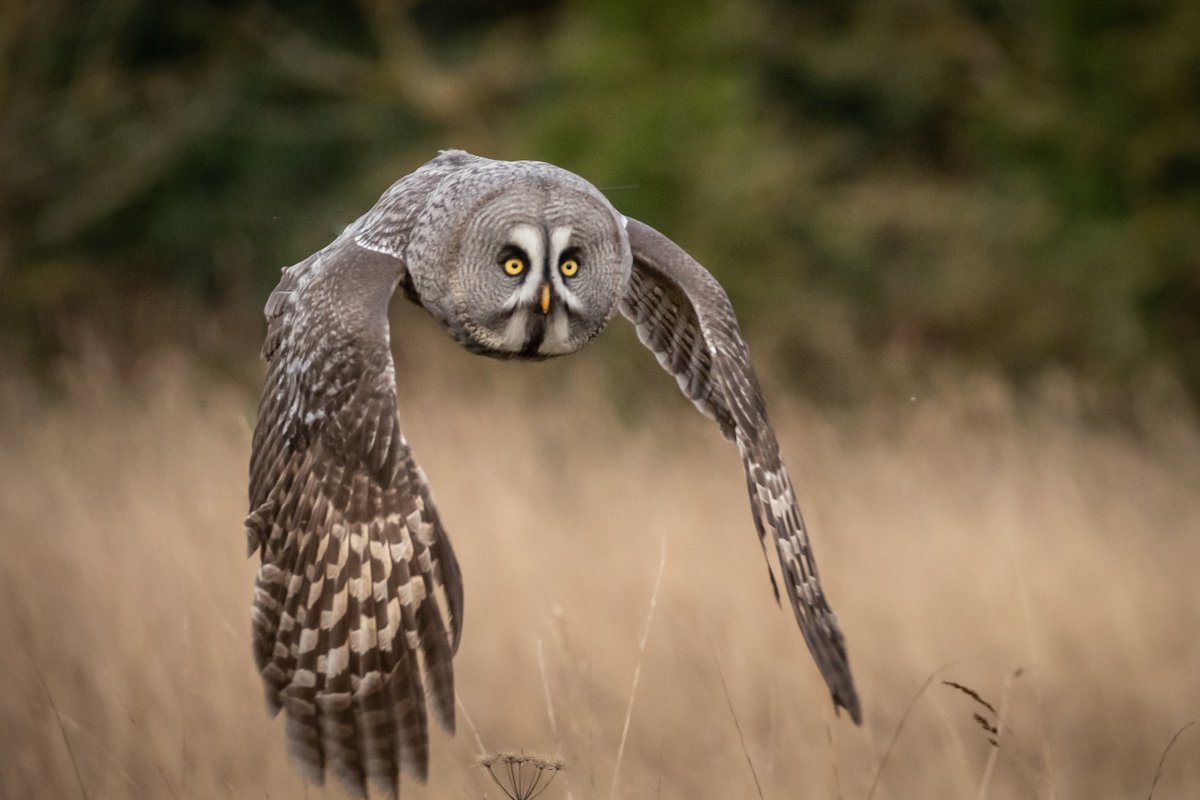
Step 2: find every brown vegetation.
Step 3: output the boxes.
[1,346,1197,798]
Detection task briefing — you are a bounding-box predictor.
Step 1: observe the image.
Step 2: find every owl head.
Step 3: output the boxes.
[404,157,632,359]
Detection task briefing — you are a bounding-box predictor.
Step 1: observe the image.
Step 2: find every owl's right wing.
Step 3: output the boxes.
[619,217,861,724]
[246,152,473,795]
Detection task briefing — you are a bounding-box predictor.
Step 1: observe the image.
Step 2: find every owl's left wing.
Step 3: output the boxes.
[619,217,861,724]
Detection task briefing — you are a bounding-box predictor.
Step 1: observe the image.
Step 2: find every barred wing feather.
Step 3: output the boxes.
[246,235,463,796]
[620,217,861,724]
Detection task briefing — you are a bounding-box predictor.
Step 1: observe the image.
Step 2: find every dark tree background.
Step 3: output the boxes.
[2,0,1198,405]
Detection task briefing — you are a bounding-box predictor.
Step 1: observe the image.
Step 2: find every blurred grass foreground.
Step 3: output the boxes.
[1,1,1199,798]
[1,350,1198,797]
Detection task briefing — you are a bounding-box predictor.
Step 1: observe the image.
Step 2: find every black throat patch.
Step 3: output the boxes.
[519,311,547,358]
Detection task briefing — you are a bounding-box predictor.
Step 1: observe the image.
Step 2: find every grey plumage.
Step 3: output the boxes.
[246,150,859,796]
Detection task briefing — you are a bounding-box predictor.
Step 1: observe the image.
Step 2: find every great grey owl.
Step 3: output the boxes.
[246,150,860,794]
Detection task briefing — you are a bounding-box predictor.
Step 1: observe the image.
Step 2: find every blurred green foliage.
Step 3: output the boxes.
[2,0,1198,402]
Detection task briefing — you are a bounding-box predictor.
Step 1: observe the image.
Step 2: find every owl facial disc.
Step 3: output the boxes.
[494,221,583,357]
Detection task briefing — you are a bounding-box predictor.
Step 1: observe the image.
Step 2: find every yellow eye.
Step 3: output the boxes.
[503,257,525,276]
[560,258,579,277]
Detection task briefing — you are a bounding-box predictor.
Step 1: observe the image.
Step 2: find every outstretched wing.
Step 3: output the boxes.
[246,155,469,795]
[620,217,861,724]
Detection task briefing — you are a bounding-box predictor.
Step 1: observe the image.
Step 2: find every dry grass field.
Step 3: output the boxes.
[1,340,1198,799]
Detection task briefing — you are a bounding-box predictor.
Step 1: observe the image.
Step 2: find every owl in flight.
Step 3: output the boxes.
[246,150,860,795]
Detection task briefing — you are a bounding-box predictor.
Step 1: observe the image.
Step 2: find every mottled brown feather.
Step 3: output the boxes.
[247,207,464,795]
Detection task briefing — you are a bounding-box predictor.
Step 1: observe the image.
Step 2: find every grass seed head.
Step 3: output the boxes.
[478,751,565,800]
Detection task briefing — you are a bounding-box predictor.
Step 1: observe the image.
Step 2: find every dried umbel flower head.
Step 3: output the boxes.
[477,752,565,800]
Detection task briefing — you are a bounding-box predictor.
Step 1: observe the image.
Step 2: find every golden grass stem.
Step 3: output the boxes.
[824,718,843,800]
[537,637,560,745]
[608,536,667,800]
[1003,505,1062,800]
[23,640,90,800]
[974,670,1017,800]
[709,644,766,800]
[456,691,490,756]
[866,659,963,800]
[1146,721,1196,800]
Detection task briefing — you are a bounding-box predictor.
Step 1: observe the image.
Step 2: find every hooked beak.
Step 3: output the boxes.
[539,282,551,314]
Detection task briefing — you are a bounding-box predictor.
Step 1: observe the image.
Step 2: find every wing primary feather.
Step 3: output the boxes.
[621,217,861,724]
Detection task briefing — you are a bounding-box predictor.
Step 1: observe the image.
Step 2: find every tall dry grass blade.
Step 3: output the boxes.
[1002,499,1061,800]
[608,536,668,800]
[942,681,998,716]
[156,765,179,800]
[866,659,964,800]
[942,680,1001,748]
[457,691,490,756]
[537,637,560,744]
[708,644,766,800]
[824,718,844,800]
[537,635,575,799]
[975,670,1018,800]
[1146,721,1196,800]
[22,640,90,800]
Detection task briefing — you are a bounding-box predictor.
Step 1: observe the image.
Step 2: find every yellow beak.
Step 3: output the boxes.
[539,283,551,314]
